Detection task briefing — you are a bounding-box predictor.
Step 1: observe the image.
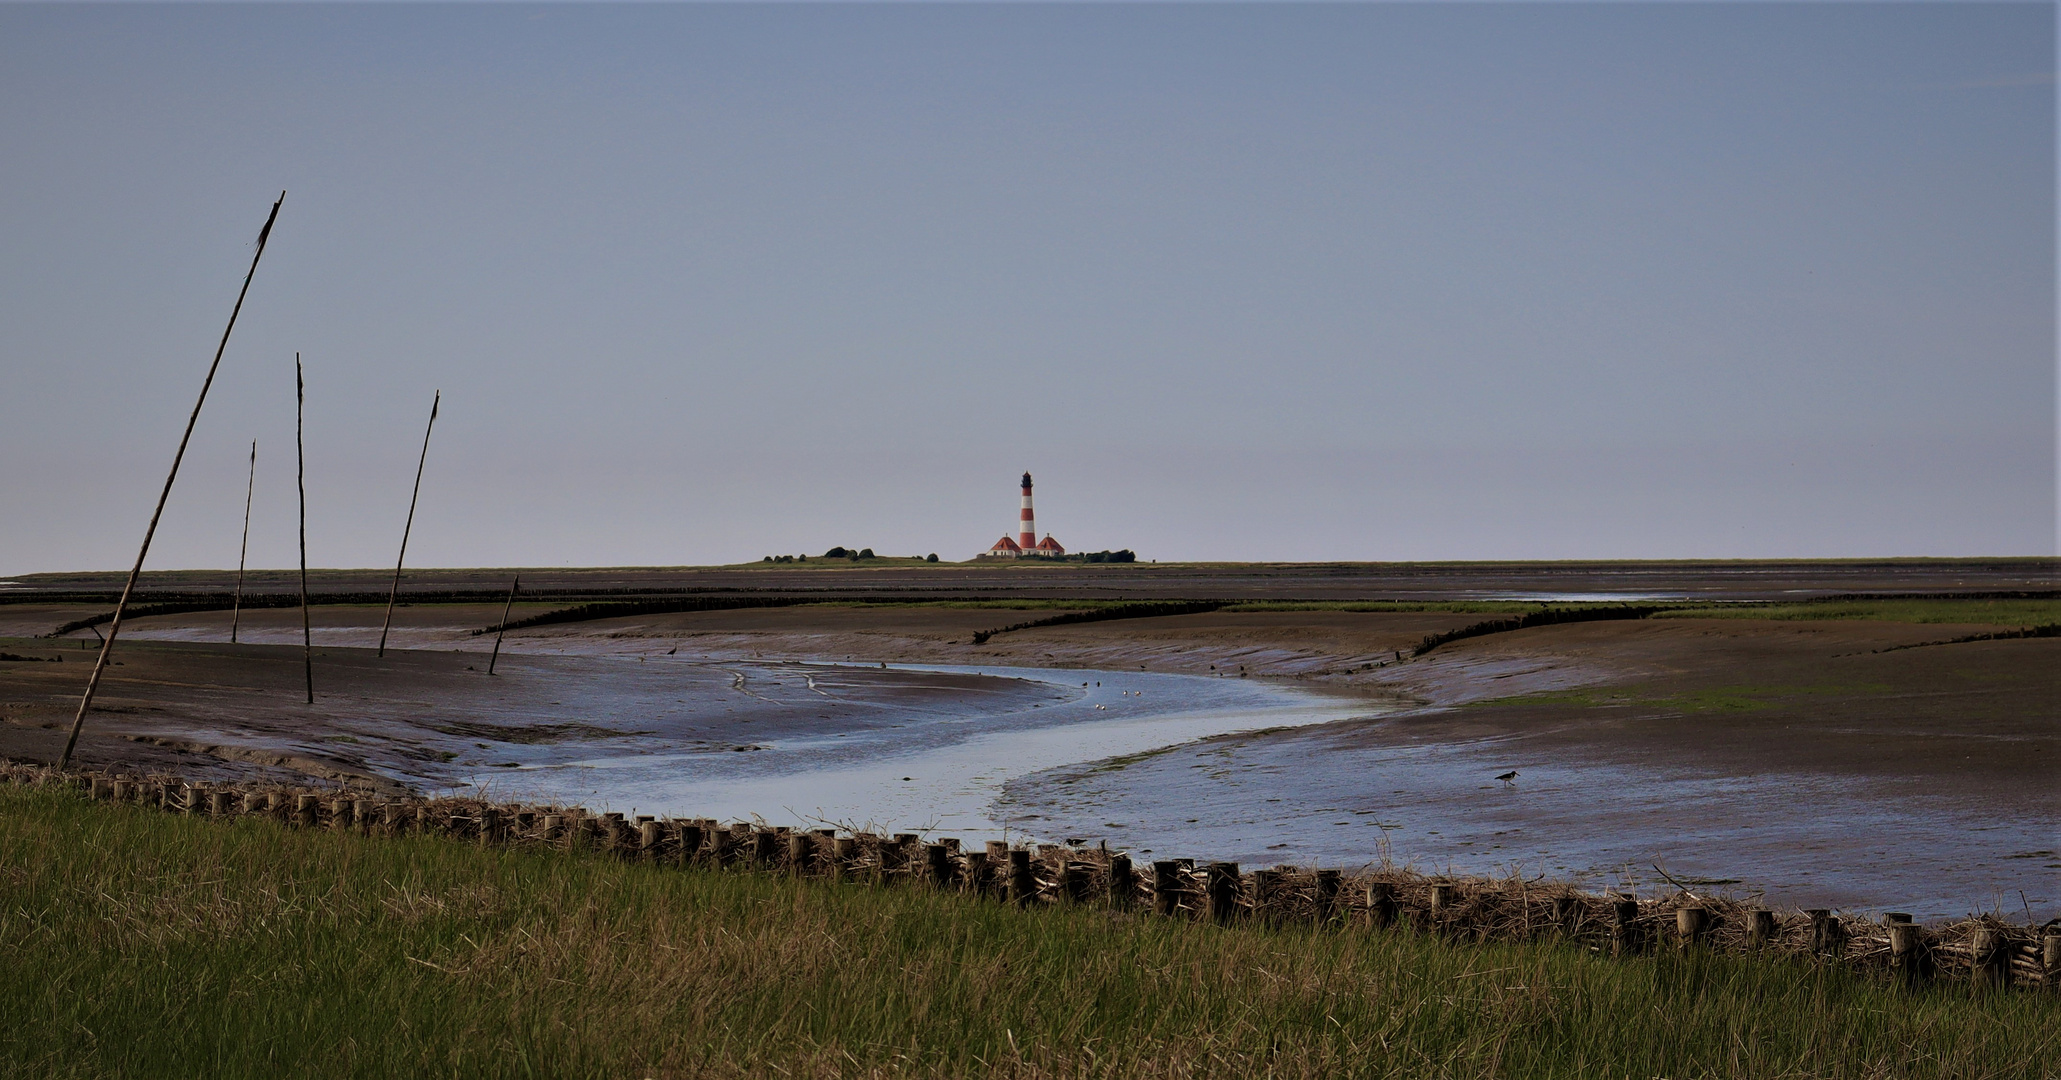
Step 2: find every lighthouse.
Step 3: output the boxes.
[985,472,1066,558]
[1018,472,1037,550]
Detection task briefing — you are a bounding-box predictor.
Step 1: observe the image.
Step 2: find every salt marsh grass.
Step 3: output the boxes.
[0,786,2052,1079]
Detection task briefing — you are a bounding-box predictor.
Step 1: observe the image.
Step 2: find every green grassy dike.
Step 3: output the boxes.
[1,787,2051,1079]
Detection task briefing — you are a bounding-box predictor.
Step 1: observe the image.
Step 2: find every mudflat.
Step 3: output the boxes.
[1,559,2052,914]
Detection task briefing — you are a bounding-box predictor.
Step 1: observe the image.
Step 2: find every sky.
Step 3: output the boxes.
[0,2,2053,573]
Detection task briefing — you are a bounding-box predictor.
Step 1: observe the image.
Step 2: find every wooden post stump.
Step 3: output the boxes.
[1428,883,1452,932]
[1206,863,1241,924]
[750,828,780,868]
[210,790,234,817]
[1970,928,2010,989]
[1366,882,1399,929]
[677,823,703,867]
[2043,932,2061,989]
[1251,869,1280,925]
[640,820,663,859]
[1057,861,1088,903]
[789,832,813,875]
[481,808,504,846]
[1748,909,1776,949]
[1806,910,1843,959]
[1152,861,1181,917]
[1675,906,1710,947]
[1109,855,1135,909]
[353,799,375,833]
[962,852,991,897]
[1008,849,1035,908]
[926,844,953,889]
[1314,870,1340,925]
[294,794,319,829]
[241,792,265,815]
[540,813,564,844]
[1888,922,1929,988]
[1551,896,1579,939]
[90,777,112,800]
[1611,897,1642,956]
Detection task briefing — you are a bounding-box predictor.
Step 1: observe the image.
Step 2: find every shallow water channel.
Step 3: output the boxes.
[453,660,1378,841]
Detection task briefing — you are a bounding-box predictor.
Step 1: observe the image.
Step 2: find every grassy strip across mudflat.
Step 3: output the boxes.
[2,787,2054,1079]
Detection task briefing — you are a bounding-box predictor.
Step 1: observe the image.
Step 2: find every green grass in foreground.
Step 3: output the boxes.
[1,788,2053,1079]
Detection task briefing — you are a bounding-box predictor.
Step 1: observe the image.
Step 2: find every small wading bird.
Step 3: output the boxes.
[1496,771,1519,785]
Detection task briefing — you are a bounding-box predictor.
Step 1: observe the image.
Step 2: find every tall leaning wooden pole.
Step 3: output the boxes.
[59,192,285,770]
[296,353,313,704]
[377,390,440,657]
[487,575,519,675]
[230,439,256,644]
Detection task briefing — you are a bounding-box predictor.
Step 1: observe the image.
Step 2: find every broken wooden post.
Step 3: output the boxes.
[1206,863,1240,924]
[294,794,318,829]
[926,844,953,889]
[481,807,503,846]
[829,836,854,879]
[2044,931,2061,989]
[242,792,265,815]
[1551,896,1579,939]
[788,832,813,875]
[541,813,564,845]
[209,790,234,817]
[354,798,376,834]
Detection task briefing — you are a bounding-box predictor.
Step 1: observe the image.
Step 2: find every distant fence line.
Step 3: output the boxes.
[6,760,2055,993]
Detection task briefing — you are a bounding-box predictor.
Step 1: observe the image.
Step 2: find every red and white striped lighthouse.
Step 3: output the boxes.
[1018,472,1036,550]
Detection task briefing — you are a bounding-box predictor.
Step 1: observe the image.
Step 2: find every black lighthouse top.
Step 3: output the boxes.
[1021,472,1033,489]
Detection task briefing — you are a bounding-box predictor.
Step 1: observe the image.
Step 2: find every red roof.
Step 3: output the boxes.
[1035,536,1065,553]
[987,535,1022,552]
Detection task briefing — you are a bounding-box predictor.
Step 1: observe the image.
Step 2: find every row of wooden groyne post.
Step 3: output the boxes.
[16,763,2061,993]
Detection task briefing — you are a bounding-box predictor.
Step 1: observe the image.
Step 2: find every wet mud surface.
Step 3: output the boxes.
[1,589,2053,920]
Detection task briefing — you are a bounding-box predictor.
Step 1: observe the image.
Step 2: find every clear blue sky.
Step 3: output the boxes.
[1,3,2053,572]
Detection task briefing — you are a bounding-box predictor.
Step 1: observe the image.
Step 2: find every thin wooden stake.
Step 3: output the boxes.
[230,439,255,644]
[488,575,519,674]
[295,353,312,704]
[377,391,439,657]
[59,192,285,770]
